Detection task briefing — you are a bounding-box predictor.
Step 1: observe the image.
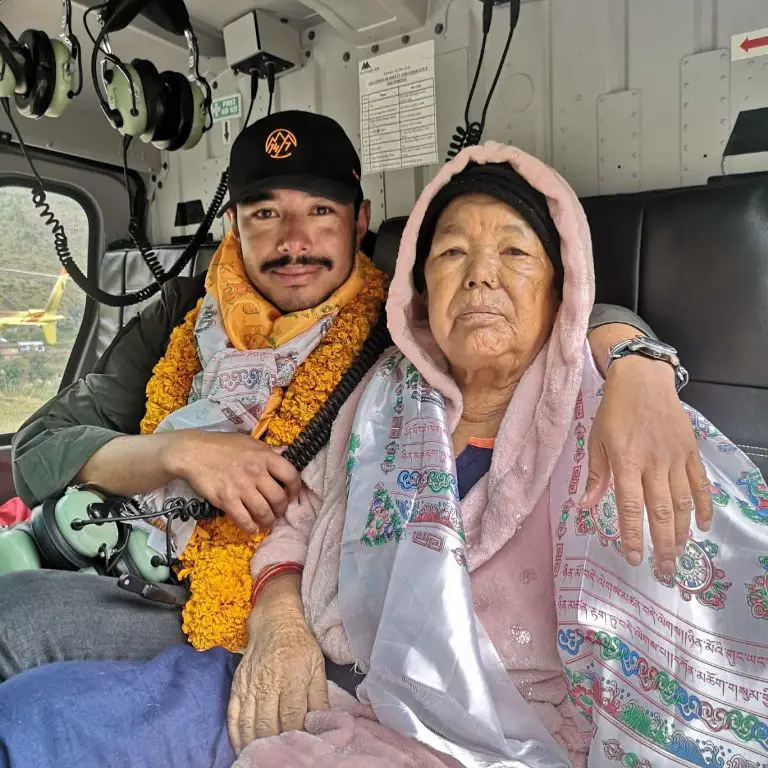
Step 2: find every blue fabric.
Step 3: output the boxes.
[0,449,493,767]
[0,644,238,768]
[456,445,493,500]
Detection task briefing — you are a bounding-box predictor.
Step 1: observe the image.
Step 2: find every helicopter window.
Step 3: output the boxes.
[0,186,88,434]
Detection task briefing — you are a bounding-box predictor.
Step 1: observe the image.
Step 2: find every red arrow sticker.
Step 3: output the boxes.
[733,28,768,59]
[741,35,768,53]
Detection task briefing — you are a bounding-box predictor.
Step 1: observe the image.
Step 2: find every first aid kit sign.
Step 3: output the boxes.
[212,94,242,123]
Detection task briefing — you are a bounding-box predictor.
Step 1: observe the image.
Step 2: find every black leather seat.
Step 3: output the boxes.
[371,177,768,474]
[96,242,219,356]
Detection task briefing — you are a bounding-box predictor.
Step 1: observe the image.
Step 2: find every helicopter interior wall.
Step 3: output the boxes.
[148,0,768,244]
[1,0,768,502]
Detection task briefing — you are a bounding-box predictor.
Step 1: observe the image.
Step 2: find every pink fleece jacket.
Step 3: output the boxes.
[247,141,596,767]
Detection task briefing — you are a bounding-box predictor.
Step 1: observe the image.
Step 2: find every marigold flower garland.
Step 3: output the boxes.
[140,255,387,651]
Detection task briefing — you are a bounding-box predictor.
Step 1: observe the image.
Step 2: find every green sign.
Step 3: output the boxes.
[211,94,242,123]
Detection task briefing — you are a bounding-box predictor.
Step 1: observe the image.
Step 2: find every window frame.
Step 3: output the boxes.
[0,175,101,442]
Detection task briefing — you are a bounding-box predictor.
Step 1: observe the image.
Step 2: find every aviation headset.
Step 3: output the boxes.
[0,0,82,119]
[89,0,212,151]
[0,0,224,311]
[0,487,173,585]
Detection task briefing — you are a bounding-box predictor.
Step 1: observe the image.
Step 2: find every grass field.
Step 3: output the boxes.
[0,343,75,433]
[0,385,59,434]
[0,186,89,435]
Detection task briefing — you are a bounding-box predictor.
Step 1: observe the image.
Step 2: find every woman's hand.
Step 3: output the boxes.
[582,354,712,576]
[227,573,329,754]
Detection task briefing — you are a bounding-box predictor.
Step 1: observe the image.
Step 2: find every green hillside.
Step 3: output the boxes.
[0,186,89,321]
[0,186,90,433]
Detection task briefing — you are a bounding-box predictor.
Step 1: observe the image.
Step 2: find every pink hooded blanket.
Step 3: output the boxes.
[239,142,768,768]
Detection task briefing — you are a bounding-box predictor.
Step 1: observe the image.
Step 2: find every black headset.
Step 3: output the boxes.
[0,0,82,119]
[87,0,212,152]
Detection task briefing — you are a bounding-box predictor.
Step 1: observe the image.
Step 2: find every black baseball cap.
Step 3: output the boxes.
[219,110,362,215]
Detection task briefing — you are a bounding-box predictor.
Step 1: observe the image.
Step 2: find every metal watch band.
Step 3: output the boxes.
[607,336,689,393]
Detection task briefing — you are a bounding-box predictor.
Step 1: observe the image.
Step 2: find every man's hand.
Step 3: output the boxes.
[228,573,328,753]
[167,431,302,532]
[77,430,301,532]
[581,355,713,575]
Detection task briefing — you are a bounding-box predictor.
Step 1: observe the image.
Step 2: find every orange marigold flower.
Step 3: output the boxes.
[139,256,387,649]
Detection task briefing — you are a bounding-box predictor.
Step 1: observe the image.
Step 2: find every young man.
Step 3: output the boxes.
[1,111,708,686]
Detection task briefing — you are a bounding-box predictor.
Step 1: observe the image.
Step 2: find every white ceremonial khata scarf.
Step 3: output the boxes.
[340,347,768,768]
[340,350,571,768]
[551,351,768,768]
[130,292,336,557]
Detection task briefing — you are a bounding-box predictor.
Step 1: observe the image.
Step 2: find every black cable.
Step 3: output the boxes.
[72,497,223,530]
[464,26,488,129]
[283,311,391,472]
[164,516,175,571]
[446,0,521,160]
[2,95,229,307]
[103,528,131,574]
[477,0,520,129]
[2,98,45,187]
[447,0,492,160]
[266,62,276,117]
[243,70,259,128]
[121,135,165,282]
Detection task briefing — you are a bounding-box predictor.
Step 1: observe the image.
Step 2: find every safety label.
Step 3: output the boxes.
[731,27,768,60]
[359,40,439,174]
[211,93,242,122]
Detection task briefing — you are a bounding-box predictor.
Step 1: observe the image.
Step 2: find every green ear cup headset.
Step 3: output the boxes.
[89,0,212,151]
[0,522,41,573]
[0,1,82,119]
[102,58,162,139]
[0,486,171,585]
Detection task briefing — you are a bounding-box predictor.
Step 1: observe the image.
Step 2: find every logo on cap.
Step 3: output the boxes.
[265,129,298,159]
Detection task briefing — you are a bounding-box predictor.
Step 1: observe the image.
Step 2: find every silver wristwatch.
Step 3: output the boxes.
[607,336,689,393]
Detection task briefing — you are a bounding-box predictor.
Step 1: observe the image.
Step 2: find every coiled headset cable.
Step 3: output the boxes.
[1,96,228,307]
[446,0,521,160]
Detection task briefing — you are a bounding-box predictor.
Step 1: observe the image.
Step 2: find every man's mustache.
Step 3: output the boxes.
[261,255,334,273]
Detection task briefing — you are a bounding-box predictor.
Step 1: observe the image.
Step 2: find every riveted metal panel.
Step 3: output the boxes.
[681,49,730,185]
[597,90,641,195]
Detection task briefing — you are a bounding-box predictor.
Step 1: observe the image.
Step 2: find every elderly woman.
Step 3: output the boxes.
[1,144,765,768]
[227,143,768,767]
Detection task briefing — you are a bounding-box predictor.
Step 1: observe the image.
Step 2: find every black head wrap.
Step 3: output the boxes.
[413,162,563,294]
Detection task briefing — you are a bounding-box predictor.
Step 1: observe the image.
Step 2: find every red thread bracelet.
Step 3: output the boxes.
[250,562,303,607]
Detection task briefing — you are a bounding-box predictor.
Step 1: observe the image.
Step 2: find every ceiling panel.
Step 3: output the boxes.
[184,0,321,31]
